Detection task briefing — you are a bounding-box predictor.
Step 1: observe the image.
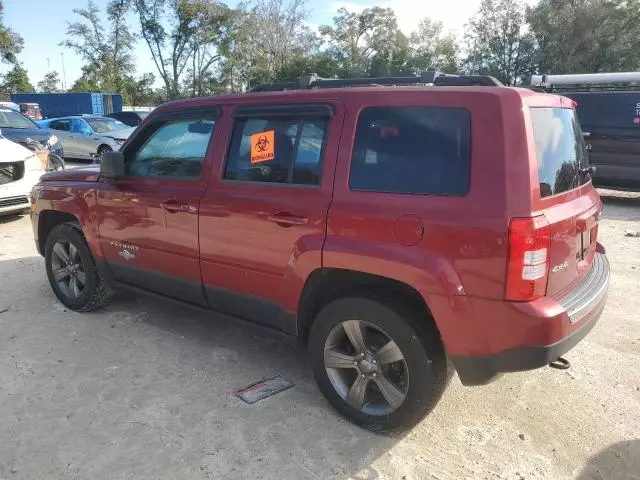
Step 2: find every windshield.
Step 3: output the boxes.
[530,107,590,198]
[0,110,39,129]
[86,118,128,134]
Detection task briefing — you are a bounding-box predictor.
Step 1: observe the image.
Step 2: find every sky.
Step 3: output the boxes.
[1,0,538,88]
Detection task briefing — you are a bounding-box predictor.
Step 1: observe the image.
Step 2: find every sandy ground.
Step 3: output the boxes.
[0,189,638,480]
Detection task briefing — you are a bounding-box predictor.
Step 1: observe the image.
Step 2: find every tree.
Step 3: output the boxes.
[0,64,34,94]
[214,0,317,92]
[61,0,135,93]
[408,18,459,74]
[465,0,536,85]
[0,1,23,64]
[122,72,156,105]
[37,71,62,92]
[185,1,234,96]
[320,7,399,77]
[528,0,640,74]
[70,64,102,92]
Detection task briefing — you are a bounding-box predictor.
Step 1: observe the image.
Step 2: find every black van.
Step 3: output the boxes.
[559,91,640,190]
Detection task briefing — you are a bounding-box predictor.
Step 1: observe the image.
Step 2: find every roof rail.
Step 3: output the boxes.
[250,70,503,92]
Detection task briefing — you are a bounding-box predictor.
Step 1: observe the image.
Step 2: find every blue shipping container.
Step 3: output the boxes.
[10,92,123,118]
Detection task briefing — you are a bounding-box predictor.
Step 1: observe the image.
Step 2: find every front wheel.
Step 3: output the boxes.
[309,297,448,433]
[96,145,112,163]
[44,223,113,312]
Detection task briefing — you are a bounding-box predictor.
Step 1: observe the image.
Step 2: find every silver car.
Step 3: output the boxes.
[38,115,134,161]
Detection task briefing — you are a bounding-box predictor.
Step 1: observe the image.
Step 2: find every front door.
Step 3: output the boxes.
[97,108,220,305]
[199,102,344,332]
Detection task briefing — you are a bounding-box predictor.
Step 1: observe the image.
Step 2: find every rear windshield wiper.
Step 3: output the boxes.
[580,165,596,176]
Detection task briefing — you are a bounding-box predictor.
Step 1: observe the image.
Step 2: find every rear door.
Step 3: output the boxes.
[48,119,75,156]
[528,105,603,296]
[198,102,343,332]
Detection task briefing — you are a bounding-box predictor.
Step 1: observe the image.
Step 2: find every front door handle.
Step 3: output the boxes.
[160,199,196,213]
[268,212,309,226]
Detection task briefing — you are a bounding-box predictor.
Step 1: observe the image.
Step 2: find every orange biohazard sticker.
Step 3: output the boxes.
[250,130,275,164]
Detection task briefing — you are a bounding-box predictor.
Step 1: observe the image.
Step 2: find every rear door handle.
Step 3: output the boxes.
[160,199,196,213]
[268,212,309,226]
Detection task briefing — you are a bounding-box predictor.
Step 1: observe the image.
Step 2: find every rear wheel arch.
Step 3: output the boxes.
[297,268,440,343]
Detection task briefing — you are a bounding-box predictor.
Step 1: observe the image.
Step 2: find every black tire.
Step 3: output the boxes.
[44,223,113,312]
[97,145,112,163]
[309,297,448,433]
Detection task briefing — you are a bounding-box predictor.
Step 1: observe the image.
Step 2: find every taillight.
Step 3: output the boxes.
[505,216,551,301]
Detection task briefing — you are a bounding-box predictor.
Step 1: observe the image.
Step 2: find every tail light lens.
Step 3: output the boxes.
[506,216,551,301]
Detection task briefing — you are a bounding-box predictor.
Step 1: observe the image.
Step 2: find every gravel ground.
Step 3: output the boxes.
[0,189,638,480]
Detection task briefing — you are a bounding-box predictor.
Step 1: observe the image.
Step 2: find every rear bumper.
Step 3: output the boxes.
[451,253,610,386]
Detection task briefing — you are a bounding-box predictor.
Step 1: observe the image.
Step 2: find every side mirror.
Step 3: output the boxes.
[100,151,125,179]
[82,129,92,136]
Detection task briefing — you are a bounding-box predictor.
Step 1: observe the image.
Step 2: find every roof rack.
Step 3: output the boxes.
[531,72,640,92]
[250,70,503,92]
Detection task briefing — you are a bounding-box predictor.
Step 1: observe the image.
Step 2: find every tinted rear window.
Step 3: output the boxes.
[530,108,589,198]
[564,92,640,129]
[349,107,471,195]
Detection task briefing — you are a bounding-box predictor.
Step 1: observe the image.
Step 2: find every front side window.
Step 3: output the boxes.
[349,107,471,195]
[127,118,216,179]
[70,119,90,134]
[224,115,327,185]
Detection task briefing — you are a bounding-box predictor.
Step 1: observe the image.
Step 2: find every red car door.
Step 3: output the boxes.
[199,102,344,333]
[96,108,220,305]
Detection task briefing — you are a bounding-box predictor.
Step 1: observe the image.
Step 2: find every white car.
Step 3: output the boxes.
[0,133,46,215]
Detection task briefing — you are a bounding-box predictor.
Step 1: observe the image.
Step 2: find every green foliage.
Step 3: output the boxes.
[0,64,34,94]
[37,71,62,92]
[51,0,640,102]
[465,0,536,85]
[61,0,135,93]
[527,0,640,74]
[0,1,22,64]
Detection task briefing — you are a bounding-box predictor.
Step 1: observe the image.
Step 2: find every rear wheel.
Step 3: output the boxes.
[309,297,448,433]
[45,223,113,312]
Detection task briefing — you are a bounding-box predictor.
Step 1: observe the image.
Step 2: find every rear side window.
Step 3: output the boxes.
[50,120,70,131]
[530,108,589,198]
[224,116,327,185]
[349,107,471,195]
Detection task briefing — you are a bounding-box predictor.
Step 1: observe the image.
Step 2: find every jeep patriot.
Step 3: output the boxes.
[30,72,610,432]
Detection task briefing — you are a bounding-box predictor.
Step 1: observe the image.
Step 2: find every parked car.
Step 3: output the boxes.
[0,135,47,215]
[37,115,134,161]
[18,102,42,120]
[107,110,149,127]
[30,72,610,432]
[0,107,64,159]
[531,72,640,191]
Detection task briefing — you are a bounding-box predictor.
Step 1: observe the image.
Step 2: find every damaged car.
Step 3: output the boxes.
[0,133,48,215]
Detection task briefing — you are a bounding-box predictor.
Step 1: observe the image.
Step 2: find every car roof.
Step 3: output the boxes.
[158,85,553,111]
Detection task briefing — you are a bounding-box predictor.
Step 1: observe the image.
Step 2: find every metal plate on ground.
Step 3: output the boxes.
[234,375,294,404]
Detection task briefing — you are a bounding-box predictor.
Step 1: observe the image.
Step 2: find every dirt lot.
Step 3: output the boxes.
[0,190,638,480]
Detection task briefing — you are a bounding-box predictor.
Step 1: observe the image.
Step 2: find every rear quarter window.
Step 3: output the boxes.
[349,107,471,195]
[530,108,589,198]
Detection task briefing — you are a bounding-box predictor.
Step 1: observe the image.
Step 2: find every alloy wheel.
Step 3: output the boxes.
[323,319,409,415]
[50,241,86,300]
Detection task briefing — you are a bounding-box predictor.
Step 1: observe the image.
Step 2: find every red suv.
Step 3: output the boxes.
[30,72,610,432]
